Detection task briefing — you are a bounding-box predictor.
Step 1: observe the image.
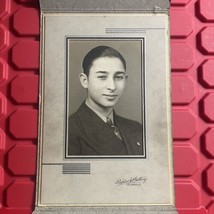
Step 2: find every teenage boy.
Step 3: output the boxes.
[68,46,143,155]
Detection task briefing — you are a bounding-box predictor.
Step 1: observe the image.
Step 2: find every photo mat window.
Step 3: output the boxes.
[65,38,146,158]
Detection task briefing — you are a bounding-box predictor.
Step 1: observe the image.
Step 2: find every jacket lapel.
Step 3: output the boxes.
[115,114,143,155]
[77,103,128,155]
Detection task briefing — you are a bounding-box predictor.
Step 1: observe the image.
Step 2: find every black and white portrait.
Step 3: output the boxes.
[66,39,145,157]
[37,12,174,209]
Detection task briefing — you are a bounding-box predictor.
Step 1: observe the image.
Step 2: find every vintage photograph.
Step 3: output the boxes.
[66,39,145,157]
[35,12,175,210]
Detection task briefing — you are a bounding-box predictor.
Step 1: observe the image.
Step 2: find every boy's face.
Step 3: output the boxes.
[80,56,127,112]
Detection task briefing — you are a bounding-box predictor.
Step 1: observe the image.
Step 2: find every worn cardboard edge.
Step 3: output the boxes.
[34,205,178,214]
[39,0,170,13]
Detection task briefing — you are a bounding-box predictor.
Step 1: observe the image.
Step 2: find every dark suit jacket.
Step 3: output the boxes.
[68,102,143,156]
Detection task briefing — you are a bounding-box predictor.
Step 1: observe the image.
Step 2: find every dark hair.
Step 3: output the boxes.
[82,46,126,76]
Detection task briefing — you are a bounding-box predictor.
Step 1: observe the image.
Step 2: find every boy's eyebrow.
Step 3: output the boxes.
[96,71,108,74]
[115,71,126,74]
[95,71,126,74]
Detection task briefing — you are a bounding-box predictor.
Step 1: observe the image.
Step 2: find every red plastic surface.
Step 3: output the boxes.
[171,0,214,213]
[0,0,214,213]
[0,0,39,213]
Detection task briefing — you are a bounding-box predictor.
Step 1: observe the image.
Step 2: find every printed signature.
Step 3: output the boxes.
[115,176,147,186]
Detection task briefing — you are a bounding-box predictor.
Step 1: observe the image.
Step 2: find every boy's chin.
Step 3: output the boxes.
[100,103,116,109]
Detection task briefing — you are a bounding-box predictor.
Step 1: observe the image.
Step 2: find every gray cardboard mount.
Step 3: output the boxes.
[35,0,177,213]
[39,0,170,13]
[34,205,177,213]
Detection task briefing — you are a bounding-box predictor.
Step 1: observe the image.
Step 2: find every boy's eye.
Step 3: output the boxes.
[115,75,125,80]
[97,75,107,80]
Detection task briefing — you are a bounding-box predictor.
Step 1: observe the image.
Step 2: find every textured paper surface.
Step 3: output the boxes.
[38,13,173,206]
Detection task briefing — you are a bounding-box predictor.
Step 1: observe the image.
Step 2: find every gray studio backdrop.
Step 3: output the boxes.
[68,39,143,124]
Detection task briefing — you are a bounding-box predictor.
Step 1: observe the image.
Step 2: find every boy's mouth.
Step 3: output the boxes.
[103,94,117,97]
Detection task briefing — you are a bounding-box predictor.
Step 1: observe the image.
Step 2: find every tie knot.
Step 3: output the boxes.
[106,117,114,127]
[106,117,123,141]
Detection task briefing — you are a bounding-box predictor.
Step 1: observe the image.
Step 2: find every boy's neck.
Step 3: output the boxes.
[85,98,113,119]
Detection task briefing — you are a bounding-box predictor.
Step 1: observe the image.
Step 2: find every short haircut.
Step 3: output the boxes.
[82,46,126,76]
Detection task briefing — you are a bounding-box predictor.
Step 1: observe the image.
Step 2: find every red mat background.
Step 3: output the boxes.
[1,0,214,213]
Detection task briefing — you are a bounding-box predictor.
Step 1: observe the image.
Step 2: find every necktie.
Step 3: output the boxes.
[106,117,122,141]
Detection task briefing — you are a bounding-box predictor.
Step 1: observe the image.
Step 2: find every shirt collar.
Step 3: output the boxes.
[85,100,114,124]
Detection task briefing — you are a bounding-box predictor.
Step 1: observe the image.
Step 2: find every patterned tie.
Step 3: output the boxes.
[106,117,122,141]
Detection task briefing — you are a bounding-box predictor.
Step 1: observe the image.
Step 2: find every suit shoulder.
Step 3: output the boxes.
[69,111,78,124]
[116,115,142,128]
[69,110,79,121]
[69,108,83,129]
[69,103,86,121]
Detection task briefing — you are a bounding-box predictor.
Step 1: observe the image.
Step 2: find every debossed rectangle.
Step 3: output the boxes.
[66,38,146,158]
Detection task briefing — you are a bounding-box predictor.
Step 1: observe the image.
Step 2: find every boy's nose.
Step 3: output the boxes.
[107,78,116,91]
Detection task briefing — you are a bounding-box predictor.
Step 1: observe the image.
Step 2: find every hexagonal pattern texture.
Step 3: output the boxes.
[175,182,200,208]
[0,93,7,118]
[198,0,214,22]
[200,60,214,88]
[9,109,38,139]
[12,41,39,69]
[207,201,214,214]
[0,0,10,20]
[201,93,214,122]
[0,129,6,151]
[0,58,8,86]
[0,166,4,186]
[171,0,192,6]
[203,164,214,194]
[172,75,195,105]
[172,110,197,140]
[0,0,39,211]
[8,144,36,175]
[13,8,39,36]
[6,181,35,207]
[171,42,195,71]
[10,75,39,104]
[199,27,214,54]
[174,145,199,177]
[0,25,9,52]
[202,128,214,158]
[171,9,193,38]
[0,0,214,213]
[172,0,214,212]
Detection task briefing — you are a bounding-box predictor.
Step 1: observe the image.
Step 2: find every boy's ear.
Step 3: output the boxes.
[79,73,88,89]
